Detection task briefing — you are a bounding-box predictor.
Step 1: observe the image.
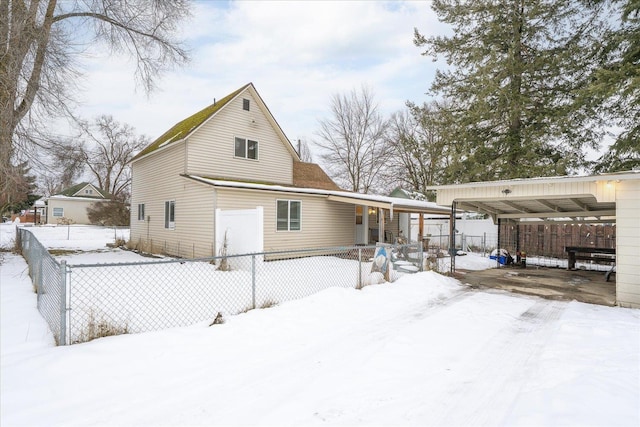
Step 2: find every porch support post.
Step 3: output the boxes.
[516,221,521,263]
[379,208,385,243]
[419,213,424,248]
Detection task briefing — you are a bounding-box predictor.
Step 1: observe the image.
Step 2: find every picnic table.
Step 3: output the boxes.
[565,246,616,281]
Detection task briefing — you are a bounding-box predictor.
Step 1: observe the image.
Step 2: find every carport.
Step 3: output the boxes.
[426,171,640,308]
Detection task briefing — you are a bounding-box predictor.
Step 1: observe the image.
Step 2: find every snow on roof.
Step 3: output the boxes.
[186,175,450,214]
[425,170,640,190]
[47,195,108,202]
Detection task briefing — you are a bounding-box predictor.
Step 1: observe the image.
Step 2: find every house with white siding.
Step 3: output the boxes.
[129,83,449,258]
[46,183,110,225]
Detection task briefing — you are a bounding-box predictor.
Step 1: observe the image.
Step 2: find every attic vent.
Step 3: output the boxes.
[243,98,250,111]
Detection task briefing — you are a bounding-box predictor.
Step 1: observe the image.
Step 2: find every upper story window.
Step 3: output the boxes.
[243,98,250,111]
[85,189,93,194]
[234,137,258,160]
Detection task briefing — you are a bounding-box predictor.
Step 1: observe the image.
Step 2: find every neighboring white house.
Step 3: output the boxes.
[46,183,110,225]
[129,83,450,259]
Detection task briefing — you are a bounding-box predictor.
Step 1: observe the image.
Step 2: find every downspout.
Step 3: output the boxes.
[212,188,218,257]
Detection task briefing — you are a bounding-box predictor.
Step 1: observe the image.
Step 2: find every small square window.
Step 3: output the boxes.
[243,98,250,111]
[53,207,63,217]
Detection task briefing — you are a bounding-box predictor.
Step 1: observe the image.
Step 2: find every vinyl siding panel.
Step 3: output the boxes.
[186,93,293,184]
[616,179,640,308]
[173,180,216,258]
[130,142,189,256]
[216,188,354,252]
[46,198,103,225]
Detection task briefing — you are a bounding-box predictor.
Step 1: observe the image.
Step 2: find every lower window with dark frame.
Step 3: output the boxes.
[164,201,175,229]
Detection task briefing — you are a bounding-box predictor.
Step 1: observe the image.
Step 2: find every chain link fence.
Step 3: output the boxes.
[17,228,422,345]
[16,228,67,345]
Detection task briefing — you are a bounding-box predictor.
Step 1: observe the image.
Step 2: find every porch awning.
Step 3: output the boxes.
[184,174,451,215]
[326,194,450,215]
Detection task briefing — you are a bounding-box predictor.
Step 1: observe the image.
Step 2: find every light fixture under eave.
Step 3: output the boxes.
[501,188,512,195]
[368,207,376,215]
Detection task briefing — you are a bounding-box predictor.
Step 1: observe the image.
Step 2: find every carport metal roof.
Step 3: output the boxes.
[425,171,639,223]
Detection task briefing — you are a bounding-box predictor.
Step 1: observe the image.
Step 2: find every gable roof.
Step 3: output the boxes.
[56,183,109,199]
[389,187,412,199]
[131,83,300,162]
[293,162,342,191]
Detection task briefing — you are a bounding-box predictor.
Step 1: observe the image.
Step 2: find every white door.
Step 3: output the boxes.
[355,205,369,245]
[215,207,264,260]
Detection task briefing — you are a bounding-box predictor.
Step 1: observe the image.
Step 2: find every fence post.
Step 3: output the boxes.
[15,226,21,251]
[251,255,256,309]
[36,253,43,307]
[483,232,486,257]
[358,248,362,288]
[59,261,68,346]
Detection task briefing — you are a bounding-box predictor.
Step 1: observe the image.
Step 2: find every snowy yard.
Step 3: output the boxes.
[1,224,639,426]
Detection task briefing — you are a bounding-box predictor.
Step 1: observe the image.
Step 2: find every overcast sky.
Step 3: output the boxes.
[75,1,447,156]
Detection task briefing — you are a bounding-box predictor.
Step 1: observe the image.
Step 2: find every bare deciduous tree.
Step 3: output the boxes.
[314,86,391,194]
[76,115,149,200]
[295,138,314,163]
[39,135,86,196]
[386,101,452,197]
[0,0,190,206]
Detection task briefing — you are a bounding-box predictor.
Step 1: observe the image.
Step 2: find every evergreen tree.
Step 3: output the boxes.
[589,0,640,172]
[415,0,612,182]
[0,162,39,215]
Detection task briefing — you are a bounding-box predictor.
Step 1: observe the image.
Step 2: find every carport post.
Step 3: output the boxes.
[516,222,521,263]
[496,218,501,267]
[449,202,456,274]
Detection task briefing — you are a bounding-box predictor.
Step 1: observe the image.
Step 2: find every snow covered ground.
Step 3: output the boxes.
[1,224,639,426]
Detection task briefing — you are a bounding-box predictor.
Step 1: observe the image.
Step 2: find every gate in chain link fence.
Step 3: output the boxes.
[17,228,423,345]
[425,234,497,256]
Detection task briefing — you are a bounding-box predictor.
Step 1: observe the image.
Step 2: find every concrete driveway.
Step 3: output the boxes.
[455,266,616,306]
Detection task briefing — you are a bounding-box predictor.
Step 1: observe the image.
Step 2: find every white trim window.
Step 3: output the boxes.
[276,200,301,231]
[53,207,64,217]
[137,204,145,221]
[234,137,258,160]
[164,201,175,229]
